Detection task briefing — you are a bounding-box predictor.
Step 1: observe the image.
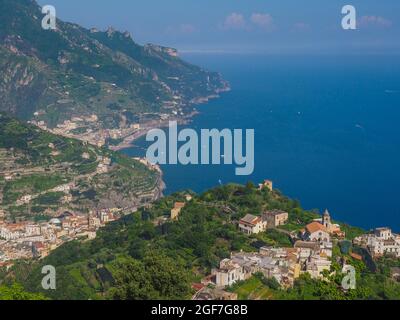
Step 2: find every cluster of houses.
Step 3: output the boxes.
[209,240,334,291]
[354,227,400,258]
[203,209,344,295]
[199,204,400,301]
[0,209,120,265]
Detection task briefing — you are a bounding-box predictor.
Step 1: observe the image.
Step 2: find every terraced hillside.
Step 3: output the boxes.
[0,113,163,222]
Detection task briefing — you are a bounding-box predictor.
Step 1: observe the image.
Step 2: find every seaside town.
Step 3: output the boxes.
[29,107,198,151]
[30,114,144,149]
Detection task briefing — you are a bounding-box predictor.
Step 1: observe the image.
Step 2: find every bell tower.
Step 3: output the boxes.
[322,209,331,228]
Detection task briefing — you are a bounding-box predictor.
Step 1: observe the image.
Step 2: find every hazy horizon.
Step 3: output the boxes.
[37,0,400,55]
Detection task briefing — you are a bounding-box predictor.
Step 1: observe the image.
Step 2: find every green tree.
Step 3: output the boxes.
[0,283,48,300]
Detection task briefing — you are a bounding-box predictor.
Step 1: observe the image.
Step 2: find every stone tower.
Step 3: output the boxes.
[322,209,331,228]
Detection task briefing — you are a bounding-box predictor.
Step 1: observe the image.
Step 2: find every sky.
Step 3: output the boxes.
[37,0,400,54]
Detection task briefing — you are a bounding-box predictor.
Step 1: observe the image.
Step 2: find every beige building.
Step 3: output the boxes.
[305,255,332,279]
[170,202,186,220]
[263,210,288,227]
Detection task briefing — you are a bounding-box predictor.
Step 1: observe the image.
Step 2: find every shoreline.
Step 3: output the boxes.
[109,110,199,152]
[109,88,231,152]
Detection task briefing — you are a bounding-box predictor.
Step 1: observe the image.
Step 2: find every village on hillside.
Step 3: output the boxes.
[189,181,400,300]
[1,179,400,300]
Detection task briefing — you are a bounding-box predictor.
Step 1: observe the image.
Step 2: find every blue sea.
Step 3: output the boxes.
[123,54,400,230]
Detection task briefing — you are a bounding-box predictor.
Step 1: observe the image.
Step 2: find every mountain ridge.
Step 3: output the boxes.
[0,0,229,133]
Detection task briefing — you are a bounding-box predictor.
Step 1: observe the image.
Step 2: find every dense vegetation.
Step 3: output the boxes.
[0,283,47,300]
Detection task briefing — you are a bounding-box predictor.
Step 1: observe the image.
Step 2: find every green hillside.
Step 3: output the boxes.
[2,183,398,300]
[0,113,162,221]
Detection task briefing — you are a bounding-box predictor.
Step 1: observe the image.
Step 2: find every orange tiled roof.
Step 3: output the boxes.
[306,222,327,234]
[174,202,186,209]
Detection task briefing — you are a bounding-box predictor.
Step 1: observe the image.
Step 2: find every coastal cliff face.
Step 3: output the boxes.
[0,0,229,131]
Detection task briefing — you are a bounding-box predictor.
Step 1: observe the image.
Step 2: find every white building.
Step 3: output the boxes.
[238,214,267,235]
[212,259,246,288]
[354,228,400,258]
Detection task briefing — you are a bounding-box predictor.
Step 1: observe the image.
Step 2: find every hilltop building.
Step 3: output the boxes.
[264,210,289,228]
[238,214,267,235]
[258,180,273,192]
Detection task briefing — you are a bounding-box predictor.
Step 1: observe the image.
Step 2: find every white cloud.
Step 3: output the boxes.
[359,16,392,28]
[222,13,246,30]
[250,13,273,29]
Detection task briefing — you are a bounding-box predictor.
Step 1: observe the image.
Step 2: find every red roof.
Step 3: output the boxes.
[305,222,327,234]
[192,283,205,291]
